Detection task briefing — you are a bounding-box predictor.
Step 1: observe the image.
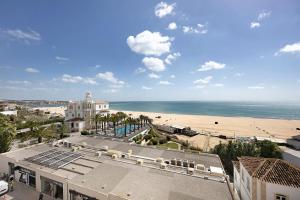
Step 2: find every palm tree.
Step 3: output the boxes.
[139,115,144,127]
[30,126,55,143]
[116,112,127,125]
[123,118,129,137]
[92,114,102,134]
[109,114,119,136]
[127,117,134,134]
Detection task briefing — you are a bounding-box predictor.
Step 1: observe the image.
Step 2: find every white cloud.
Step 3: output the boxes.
[148,73,160,79]
[154,2,176,18]
[96,71,124,85]
[93,64,101,69]
[275,42,300,55]
[250,11,271,29]
[7,80,31,85]
[62,74,97,85]
[142,86,152,90]
[135,67,146,74]
[159,81,171,85]
[250,22,260,29]
[234,72,244,77]
[103,89,118,93]
[167,22,177,30]
[248,86,264,90]
[193,76,213,85]
[142,57,165,72]
[25,67,39,73]
[258,11,271,21]
[0,28,41,44]
[212,83,224,87]
[55,56,69,61]
[170,75,175,78]
[165,52,181,65]
[198,61,225,72]
[62,74,83,83]
[127,30,172,56]
[182,24,208,34]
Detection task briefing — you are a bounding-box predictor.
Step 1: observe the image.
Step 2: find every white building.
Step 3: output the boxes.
[233,156,300,200]
[65,92,109,132]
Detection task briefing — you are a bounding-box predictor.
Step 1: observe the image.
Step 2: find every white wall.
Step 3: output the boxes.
[239,163,251,200]
[266,182,300,200]
[233,166,241,196]
[282,151,300,168]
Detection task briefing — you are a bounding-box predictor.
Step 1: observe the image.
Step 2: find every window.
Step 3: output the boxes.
[275,194,287,200]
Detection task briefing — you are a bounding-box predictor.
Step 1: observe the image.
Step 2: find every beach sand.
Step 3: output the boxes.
[110,109,300,149]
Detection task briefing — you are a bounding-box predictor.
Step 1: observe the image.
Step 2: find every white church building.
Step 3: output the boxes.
[65,92,109,132]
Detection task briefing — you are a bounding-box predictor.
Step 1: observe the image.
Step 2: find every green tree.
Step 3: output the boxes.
[0,114,16,153]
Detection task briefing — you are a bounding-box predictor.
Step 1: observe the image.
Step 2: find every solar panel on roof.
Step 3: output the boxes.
[25,149,82,169]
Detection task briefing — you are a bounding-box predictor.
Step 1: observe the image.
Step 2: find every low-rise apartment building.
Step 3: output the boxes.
[233,156,300,200]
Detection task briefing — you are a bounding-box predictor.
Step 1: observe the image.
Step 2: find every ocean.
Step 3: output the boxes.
[110,101,300,120]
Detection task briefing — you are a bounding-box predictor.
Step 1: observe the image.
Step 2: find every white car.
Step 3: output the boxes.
[0,180,8,196]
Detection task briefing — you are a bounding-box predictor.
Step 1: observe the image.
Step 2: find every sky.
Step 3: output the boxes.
[0,0,299,102]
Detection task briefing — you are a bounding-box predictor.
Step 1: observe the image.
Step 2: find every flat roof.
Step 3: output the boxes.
[2,136,232,200]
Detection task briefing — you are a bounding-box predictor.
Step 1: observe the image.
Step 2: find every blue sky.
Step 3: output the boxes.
[0,0,299,101]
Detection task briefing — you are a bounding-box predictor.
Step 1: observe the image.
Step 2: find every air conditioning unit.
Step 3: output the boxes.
[176,159,182,167]
[72,146,78,152]
[160,163,167,169]
[196,164,205,171]
[128,149,132,154]
[171,158,176,165]
[156,157,164,163]
[183,160,188,168]
[187,167,194,175]
[102,146,109,151]
[136,159,144,166]
[96,151,102,157]
[189,161,195,168]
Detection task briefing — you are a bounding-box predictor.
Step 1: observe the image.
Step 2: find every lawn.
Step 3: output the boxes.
[158,142,180,150]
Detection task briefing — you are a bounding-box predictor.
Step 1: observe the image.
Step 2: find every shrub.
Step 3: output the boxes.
[151,138,158,145]
[147,141,153,145]
[159,138,167,144]
[81,131,90,135]
[144,134,152,141]
[166,135,171,141]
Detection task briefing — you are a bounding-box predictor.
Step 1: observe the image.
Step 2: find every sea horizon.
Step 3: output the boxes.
[109,101,300,120]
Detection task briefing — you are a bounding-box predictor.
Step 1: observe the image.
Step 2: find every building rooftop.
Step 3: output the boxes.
[2,136,232,200]
[238,156,300,188]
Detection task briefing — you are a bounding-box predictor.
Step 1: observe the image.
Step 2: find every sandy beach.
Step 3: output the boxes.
[111,109,300,149]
